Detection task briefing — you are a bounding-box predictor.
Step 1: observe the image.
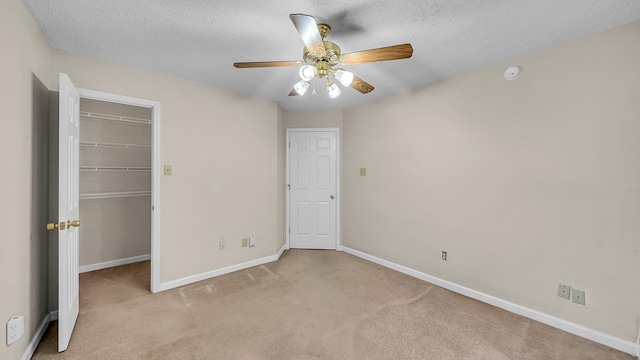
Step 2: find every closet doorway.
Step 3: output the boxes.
[77,89,161,293]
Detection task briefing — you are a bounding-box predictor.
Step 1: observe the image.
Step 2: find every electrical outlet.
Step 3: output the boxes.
[242,238,248,247]
[360,168,367,176]
[572,289,586,305]
[557,284,571,300]
[442,251,447,261]
[163,165,172,175]
[219,239,226,250]
[7,316,24,346]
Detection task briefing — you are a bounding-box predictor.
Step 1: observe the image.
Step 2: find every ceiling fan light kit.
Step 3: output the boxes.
[299,65,317,81]
[294,80,311,96]
[233,13,414,99]
[334,68,354,87]
[326,81,341,98]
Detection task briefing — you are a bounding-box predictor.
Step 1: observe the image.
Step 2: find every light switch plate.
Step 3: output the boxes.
[249,236,256,247]
[242,238,248,247]
[163,165,172,175]
[360,168,367,176]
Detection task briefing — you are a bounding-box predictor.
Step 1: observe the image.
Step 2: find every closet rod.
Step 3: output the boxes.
[80,111,151,125]
[80,166,152,172]
[80,141,151,150]
[80,191,152,200]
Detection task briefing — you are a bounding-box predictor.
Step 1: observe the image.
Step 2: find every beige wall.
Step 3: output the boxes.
[343,21,640,342]
[284,109,343,129]
[49,50,282,283]
[0,0,52,359]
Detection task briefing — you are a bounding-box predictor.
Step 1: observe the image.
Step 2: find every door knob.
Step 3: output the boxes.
[47,222,67,230]
[330,195,335,199]
[68,220,81,228]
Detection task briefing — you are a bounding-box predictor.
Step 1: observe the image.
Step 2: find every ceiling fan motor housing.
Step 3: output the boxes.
[301,23,342,78]
[303,41,342,78]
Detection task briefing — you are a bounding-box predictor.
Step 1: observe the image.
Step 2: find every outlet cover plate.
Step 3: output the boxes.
[572,289,585,305]
[442,251,447,261]
[557,284,571,299]
[242,238,248,247]
[163,165,172,175]
[7,316,24,345]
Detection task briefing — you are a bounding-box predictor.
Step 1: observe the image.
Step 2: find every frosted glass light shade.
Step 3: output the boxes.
[294,80,311,95]
[327,82,341,98]
[299,65,317,81]
[334,69,354,87]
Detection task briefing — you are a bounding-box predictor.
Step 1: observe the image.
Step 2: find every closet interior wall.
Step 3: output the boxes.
[79,98,152,268]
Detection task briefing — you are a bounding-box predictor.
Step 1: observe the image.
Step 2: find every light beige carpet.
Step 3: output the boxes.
[33,250,633,359]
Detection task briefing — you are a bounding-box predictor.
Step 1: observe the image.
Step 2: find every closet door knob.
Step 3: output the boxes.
[68,220,81,228]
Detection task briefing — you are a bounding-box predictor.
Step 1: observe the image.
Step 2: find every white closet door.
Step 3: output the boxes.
[58,73,81,352]
[289,131,337,249]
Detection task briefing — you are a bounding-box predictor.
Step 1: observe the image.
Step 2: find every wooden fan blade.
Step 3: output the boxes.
[289,14,326,55]
[351,75,375,94]
[342,44,413,65]
[289,88,299,96]
[234,61,300,68]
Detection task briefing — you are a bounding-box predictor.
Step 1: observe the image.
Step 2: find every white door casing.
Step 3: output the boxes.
[58,73,80,352]
[287,129,339,249]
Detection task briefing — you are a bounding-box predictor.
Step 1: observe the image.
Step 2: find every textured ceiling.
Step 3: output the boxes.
[22,0,640,110]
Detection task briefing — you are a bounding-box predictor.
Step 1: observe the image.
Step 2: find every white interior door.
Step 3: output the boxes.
[58,73,80,352]
[289,130,338,249]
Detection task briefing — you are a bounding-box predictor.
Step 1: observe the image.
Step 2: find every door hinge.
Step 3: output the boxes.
[288,227,290,234]
[287,184,290,190]
[288,142,290,148]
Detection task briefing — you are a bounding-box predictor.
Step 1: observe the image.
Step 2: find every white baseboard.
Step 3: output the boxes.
[21,313,50,360]
[49,310,58,321]
[158,245,287,292]
[341,246,639,357]
[79,254,151,273]
[276,243,286,258]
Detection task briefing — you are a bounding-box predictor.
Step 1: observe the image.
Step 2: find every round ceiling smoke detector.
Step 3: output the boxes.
[504,65,523,80]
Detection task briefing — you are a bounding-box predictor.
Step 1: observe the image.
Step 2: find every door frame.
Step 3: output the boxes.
[77,88,162,293]
[285,128,341,250]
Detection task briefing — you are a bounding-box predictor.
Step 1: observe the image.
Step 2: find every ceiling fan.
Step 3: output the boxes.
[233,14,414,99]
